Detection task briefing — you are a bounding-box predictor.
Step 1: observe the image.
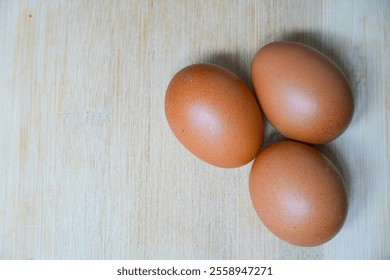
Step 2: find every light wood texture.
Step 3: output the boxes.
[0,0,389,259]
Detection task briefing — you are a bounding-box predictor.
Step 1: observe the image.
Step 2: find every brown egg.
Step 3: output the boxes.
[165,63,264,168]
[249,141,348,247]
[251,41,354,144]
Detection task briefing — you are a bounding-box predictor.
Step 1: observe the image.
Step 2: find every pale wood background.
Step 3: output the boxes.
[0,0,389,259]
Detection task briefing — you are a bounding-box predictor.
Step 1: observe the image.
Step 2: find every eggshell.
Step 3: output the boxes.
[251,41,354,144]
[165,63,264,168]
[249,140,348,247]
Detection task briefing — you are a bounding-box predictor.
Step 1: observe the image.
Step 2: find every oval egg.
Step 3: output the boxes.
[249,140,348,247]
[165,63,264,168]
[251,41,354,144]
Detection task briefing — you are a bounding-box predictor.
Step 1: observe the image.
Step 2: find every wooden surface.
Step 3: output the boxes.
[0,0,389,260]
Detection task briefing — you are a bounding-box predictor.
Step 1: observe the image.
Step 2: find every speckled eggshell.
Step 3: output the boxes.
[249,140,348,247]
[165,63,264,168]
[251,41,354,144]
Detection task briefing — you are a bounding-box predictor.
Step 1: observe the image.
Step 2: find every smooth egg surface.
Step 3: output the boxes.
[251,41,354,144]
[249,140,348,247]
[165,63,264,168]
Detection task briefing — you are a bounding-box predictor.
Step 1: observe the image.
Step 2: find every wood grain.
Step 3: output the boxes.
[0,0,389,259]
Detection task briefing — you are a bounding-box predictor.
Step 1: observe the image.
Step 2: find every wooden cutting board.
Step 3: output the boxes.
[0,0,389,259]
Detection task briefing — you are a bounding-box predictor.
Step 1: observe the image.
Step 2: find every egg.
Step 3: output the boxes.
[249,140,348,247]
[251,41,354,144]
[165,63,264,168]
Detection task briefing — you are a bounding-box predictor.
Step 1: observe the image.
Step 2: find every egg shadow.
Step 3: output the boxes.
[262,121,288,149]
